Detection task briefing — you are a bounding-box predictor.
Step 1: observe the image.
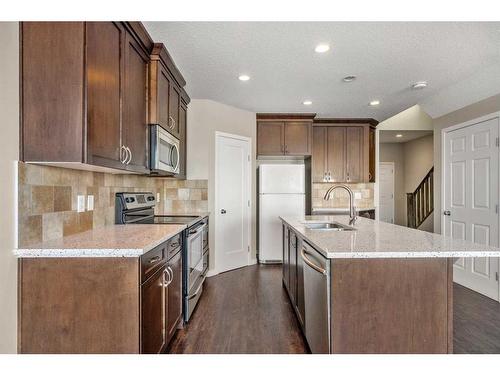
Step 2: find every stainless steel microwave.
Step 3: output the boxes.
[149,124,180,175]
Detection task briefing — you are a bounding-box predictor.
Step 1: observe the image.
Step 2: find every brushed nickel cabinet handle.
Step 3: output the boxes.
[126,147,132,164]
[148,255,160,264]
[120,145,127,164]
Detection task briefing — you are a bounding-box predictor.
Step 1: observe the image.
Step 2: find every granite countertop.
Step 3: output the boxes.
[14,224,187,258]
[280,215,500,259]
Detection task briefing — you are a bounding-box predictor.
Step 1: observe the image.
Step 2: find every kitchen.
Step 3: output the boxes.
[2,4,500,371]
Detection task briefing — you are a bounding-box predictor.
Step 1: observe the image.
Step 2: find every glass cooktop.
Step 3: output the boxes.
[152,215,201,225]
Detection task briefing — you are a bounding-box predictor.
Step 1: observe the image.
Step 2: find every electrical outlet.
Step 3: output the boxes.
[77,195,85,213]
[87,195,94,211]
[156,192,161,203]
[354,192,362,200]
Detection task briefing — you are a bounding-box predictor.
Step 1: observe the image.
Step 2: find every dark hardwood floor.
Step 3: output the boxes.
[454,283,500,353]
[168,264,500,354]
[168,265,308,354]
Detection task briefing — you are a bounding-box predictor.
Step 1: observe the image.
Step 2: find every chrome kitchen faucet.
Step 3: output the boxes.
[323,185,357,225]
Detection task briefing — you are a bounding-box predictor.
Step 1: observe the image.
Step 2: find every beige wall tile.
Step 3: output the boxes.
[19,215,42,246]
[54,186,72,212]
[31,185,54,214]
[190,188,202,201]
[178,188,190,200]
[42,212,63,241]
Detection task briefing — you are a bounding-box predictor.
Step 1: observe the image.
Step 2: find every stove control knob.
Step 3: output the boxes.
[147,196,155,201]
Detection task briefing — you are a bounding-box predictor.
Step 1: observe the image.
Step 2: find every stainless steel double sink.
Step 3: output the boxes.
[302,221,356,231]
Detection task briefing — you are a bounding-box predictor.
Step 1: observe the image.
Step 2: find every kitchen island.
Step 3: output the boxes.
[280,215,500,354]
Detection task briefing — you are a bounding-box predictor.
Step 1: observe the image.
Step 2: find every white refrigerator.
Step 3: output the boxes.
[259,164,305,263]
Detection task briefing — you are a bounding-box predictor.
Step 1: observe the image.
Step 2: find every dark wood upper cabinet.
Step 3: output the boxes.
[257,121,285,155]
[312,119,377,183]
[86,22,123,168]
[122,31,149,173]
[148,43,190,178]
[256,114,314,157]
[141,266,166,354]
[284,122,311,155]
[178,103,188,179]
[21,22,85,162]
[327,127,346,182]
[21,22,153,173]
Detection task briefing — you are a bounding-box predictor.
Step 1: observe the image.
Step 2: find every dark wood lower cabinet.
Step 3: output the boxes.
[141,266,167,354]
[166,250,183,342]
[282,224,290,291]
[19,235,184,354]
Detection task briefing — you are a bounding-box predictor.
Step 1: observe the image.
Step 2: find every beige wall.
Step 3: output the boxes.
[187,99,257,270]
[379,143,405,226]
[433,93,500,234]
[379,135,434,229]
[378,105,433,131]
[0,22,19,353]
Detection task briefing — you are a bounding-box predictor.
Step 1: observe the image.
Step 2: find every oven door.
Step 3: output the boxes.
[150,125,180,174]
[187,222,206,291]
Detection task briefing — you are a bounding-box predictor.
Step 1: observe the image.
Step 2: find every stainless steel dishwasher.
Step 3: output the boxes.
[301,241,330,354]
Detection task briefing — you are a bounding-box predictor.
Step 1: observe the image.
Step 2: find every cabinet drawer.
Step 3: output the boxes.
[166,233,182,260]
[141,244,167,283]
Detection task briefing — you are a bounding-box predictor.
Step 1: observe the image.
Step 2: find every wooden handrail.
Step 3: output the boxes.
[407,167,434,229]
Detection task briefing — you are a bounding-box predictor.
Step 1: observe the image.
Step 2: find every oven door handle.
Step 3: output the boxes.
[187,276,206,300]
[188,222,206,236]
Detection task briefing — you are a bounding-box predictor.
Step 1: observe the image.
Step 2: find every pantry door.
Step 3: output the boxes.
[443,113,500,301]
[215,132,252,274]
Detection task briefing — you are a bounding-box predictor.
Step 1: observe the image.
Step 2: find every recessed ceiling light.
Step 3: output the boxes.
[315,44,330,53]
[396,134,403,138]
[303,100,312,106]
[369,100,380,106]
[343,75,357,82]
[411,81,427,90]
[238,75,250,81]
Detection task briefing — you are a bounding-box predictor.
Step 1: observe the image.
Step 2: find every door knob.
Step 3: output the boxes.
[220,209,227,214]
[443,210,451,216]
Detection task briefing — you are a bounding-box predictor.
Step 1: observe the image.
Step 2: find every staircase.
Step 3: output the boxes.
[407,167,434,229]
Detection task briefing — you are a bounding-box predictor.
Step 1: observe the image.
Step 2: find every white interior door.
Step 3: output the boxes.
[443,115,500,300]
[379,162,395,224]
[215,132,251,274]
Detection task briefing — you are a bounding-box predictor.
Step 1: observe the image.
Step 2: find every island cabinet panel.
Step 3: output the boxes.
[330,258,452,354]
[288,231,297,304]
[19,258,140,354]
[282,224,290,291]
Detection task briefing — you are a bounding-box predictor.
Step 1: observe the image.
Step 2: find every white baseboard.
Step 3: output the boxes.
[206,269,219,278]
[248,258,257,265]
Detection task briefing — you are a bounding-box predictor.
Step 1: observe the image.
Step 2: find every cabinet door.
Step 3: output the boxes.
[369,127,375,182]
[296,238,305,327]
[122,32,149,173]
[257,122,284,155]
[154,63,171,130]
[166,250,183,342]
[326,127,346,182]
[284,122,311,155]
[289,232,297,304]
[178,103,187,179]
[312,126,327,182]
[346,127,364,183]
[86,22,123,168]
[168,81,181,137]
[282,225,289,289]
[141,266,166,354]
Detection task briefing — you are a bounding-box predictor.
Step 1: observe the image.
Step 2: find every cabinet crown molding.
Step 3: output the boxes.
[257,113,316,121]
[313,118,379,126]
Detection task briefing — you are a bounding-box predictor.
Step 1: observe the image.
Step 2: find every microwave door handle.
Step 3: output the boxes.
[171,143,180,172]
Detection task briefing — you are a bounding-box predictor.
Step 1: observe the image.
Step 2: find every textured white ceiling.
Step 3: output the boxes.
[144,22,500,121]
[379,130,433,143]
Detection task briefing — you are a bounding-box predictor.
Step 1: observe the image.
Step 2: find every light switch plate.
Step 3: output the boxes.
[354,192,362,200]
[87,195,94,211]
[77,195,85,213]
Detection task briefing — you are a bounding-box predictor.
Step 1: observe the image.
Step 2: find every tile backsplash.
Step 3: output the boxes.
[18,162,208,246]
[312,183,374,209]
